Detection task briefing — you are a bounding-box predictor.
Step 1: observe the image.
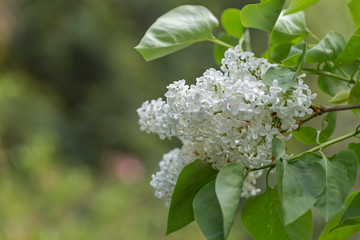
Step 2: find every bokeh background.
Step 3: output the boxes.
[0,0,358,239]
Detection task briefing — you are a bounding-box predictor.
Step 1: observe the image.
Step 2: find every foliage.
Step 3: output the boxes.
[136,1,360,239]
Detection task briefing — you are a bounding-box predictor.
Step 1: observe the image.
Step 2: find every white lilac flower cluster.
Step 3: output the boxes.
[137,45,316,206]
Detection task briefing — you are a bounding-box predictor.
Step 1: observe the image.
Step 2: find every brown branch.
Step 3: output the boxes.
[297,103,360,130]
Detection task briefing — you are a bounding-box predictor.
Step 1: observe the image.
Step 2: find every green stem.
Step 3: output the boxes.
[209,38,234,49]
[248,127,360,172]
[339,68,351,78]
[243,28,252,52]
[288,128,360,161]
[265,167,274,189]
[301,67,355,83]
[309,33,320,43]
[248,162,276,172]
[267,33,272,62]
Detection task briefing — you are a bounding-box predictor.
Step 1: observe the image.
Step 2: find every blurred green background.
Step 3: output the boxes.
[0,0,357,239]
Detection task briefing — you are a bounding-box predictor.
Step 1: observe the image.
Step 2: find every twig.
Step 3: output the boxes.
[297,103,360,129]
[301,67,355,83]
[248,127,360,172]
[209,38,234,49]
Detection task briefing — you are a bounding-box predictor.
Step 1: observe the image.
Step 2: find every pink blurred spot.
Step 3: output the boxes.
[101,151,146,184]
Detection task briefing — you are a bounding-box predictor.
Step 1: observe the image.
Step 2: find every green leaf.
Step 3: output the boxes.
[265,43,307,91]
[282,32,346,66]
[240,0,286,32]
[319,112,337,143]
[282,43,304,66]
[215,162,245,239]
[285,0,320,15]
[271,11,310,44]
[292,112,337,145]
[193,180,224,240]
[291,126,318,145]
[135,5,218,61]
[317,64,357,96]
[307,32,346,63]
[242,188,313,240]
[263,67,297,91]
[348,142,360,165]
[277,153,325,224]
[319,191,360,240]
[349,0,360,28]
[335,28,360,67]
[272,137,285,161]
[349,81,360,117]
[339,192,360,227]
[315,150,358,221]
[329,90,350,104]
[270,43,293,63]
[221,8,243,38]
[213,33,238,65]
[166,160,218,235]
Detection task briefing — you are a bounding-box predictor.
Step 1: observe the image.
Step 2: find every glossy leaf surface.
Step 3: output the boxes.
[282,32,345,66]
[271,11,310,44]
[135,5,218,61]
